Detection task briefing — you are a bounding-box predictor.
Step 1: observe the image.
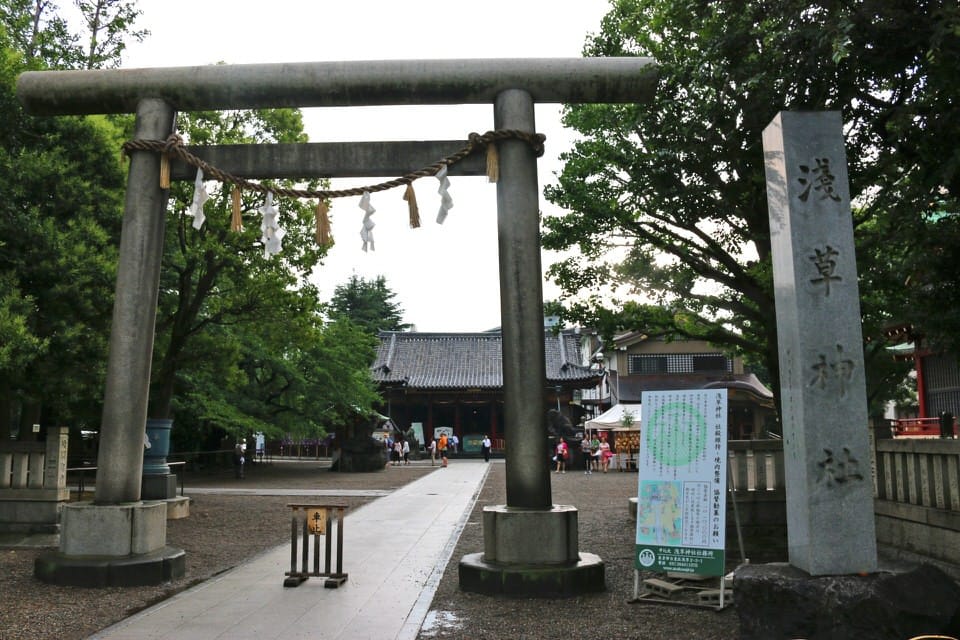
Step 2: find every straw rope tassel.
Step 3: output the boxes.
[316,200,332,246]
[159,153,171,188]
[404,184,421,228]
[231,187,243,231]
[486,142,499,183]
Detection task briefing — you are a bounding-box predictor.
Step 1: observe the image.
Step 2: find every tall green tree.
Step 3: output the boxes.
[543,0,959,414]
[326,274,410,335]
[0,0,80,68]
[0,0,145,69]
[150,108,380,450]
[0,26,126,433]
[75,0,148,69]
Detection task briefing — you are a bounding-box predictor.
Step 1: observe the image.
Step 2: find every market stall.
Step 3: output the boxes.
[585,404,642,471]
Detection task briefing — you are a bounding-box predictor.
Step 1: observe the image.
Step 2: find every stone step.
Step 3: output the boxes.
[642,578,684,598]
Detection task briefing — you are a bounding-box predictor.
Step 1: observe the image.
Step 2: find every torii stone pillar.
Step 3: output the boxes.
[34,98,186,586]
[17,58,656,592]
[458,88,604,595]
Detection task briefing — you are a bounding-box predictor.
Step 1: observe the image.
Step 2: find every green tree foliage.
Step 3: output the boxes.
[0,0,81,68]
[327,274,411,335]
[0,0,145,69]
[151,109,380,450]
[0,28,126,432]
[75,0,148,69]
[2,2,378,450]
[542,0,959,414]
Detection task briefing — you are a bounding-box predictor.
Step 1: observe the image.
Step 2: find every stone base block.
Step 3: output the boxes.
[482,504,578,564]
[735,562,960,639]
[142,473,178,500]
[0,501,65,534]
[459,552,605,597]
[164,496,191,520]
[34,545,185,587]
[60,501,167,556]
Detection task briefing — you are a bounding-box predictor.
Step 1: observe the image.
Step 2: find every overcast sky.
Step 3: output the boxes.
[118,0,611,332]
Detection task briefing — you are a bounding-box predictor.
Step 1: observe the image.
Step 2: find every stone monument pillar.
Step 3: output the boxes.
[732,110,960,640]
[458,89,604,596]
[763,110,877,575]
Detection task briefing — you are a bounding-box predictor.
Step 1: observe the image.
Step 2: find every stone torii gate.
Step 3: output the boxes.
[18,58,657,590]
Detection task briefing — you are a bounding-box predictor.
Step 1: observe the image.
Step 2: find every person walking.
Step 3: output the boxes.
[233,442,245,479]
[599,435,613,473]
[481,435,492,462]
[590,433,601,472]
[402,438,410,465]
[392,439,403,466]
[438,433,449,467]
[450,434,459,456]
[555,439,568,473]
[428,437,437,466]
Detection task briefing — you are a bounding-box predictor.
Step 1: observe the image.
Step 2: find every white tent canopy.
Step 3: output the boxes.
[585,403,642,431]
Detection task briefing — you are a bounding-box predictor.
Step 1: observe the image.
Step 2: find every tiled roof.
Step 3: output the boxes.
[371,330,600,390]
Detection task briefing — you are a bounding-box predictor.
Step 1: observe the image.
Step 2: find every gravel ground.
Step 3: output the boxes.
[422,461,738,640]
[0,458,739,640]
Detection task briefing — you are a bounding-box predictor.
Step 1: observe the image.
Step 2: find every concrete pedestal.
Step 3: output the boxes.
[164,495,191,519]
[142,473,177,500]
[459,504,605,597]
[34,501,185,587]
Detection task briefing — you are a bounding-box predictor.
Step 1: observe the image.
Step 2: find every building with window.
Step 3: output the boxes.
[579,331,776,439]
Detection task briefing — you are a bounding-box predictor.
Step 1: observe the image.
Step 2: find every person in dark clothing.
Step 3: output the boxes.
[233,442,245,479]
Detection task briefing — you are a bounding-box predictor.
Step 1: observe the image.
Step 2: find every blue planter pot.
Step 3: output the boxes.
[143,418,173,475]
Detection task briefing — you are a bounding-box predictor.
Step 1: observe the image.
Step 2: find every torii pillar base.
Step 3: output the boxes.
[459,505,605,597]
[34,501,185,587]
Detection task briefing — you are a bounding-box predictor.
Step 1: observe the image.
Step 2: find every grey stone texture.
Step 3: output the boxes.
[735,562,960,639]
[35,546,185,587]
[141,473,177,500]
[763,111,877,575]
[59,501,166,556]
[17,58,657,115]
[482,505,579,564]
[459,551,605,597]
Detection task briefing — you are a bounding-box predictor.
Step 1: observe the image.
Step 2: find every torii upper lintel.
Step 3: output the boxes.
[17,57,656,115]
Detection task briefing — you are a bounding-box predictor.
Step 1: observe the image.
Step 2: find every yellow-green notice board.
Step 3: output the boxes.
[635,389,728,576]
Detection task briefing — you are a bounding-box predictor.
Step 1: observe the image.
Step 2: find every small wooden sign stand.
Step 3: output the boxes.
[283,502,349,588]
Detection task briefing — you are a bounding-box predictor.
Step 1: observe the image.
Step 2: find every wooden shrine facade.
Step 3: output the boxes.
[371,330,601,449]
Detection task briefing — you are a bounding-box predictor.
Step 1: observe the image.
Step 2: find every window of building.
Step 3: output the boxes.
[628,353,732,375]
